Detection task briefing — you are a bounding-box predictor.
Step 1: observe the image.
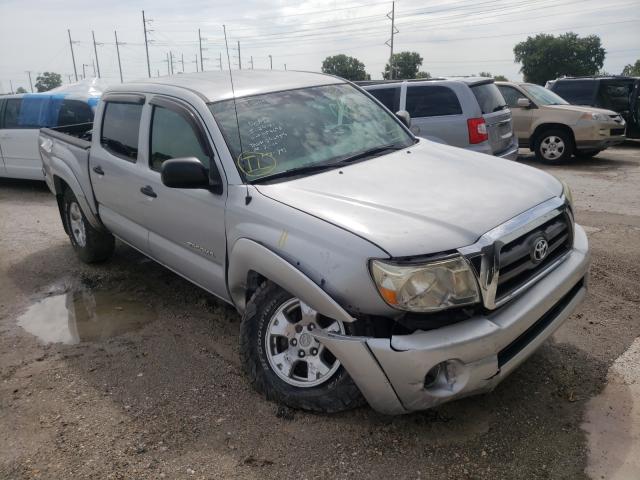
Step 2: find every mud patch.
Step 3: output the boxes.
[17,288,156,344]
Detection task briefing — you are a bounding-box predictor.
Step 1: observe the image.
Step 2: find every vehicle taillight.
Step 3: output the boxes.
[467,118,488,144]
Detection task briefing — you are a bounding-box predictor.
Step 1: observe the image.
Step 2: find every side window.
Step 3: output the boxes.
[597,82,632,112]
[406,86,462,117]
[3,98,24,128]
[368,87,400,112]
[552,81,596,105]
[497,86,523,108]
[149,105,211,172]
[100,102,143,161]
[57,100,94,126]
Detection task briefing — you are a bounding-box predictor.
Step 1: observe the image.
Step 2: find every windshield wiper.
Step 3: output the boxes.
[336,143,407,165]
[250,162,340,184]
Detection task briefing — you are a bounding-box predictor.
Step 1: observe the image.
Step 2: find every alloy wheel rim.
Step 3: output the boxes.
[264,298,344,388]
[69,202,87,247]
[540,135,565,160]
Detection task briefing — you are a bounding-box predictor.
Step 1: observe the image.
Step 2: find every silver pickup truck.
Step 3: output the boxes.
[39,71,590,415]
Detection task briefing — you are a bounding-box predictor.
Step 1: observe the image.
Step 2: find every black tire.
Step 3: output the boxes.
[534,129,574,164]
[240,281,365,413]
[62,188,114,263]
[574,149,601,159]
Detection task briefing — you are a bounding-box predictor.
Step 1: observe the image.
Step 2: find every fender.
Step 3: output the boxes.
[50,158,102,230]
[227,238,355,324]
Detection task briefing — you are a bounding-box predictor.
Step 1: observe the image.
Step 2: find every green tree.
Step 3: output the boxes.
[321,54,369,81]
[15,86,28,93]
[514,32,605,85]
[478,72,508,81]
[415,71,431,79]
[622,59,640,76]
[35,72,62,92]
[383,51,423,80]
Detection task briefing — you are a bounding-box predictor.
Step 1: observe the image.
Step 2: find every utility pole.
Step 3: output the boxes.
[114,30,123,83]
[91,59,96,77]
[268,54,273,70]
[385,1,398,79]
[68,29,78,81]
[284,63,287,70]
[236,41,241,70]
[92,30,101,78]
[157,69,160,77]
[169,51,174,75]
[26,71,33,92]
[67,74,73,83]
[198,29,204,72]
[218,52,222,71]
[194,54,199,72]
[250,56,254,69]
[181,53,185,72]
[142,10,152,77]
[164,53,170,75]
[82,64,89,79]
[9,80,14,94]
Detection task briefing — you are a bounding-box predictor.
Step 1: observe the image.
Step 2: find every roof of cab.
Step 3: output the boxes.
[105,70,346,103]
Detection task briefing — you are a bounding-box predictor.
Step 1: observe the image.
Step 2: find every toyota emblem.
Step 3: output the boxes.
[531,237,549,263]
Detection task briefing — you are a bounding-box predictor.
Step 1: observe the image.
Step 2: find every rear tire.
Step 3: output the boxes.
[240,281,365,413]
[534,129,573,164]
[62,189,114,263]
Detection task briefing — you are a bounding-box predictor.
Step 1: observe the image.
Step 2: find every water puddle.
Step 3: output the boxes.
[583,338,640,479]
[17,288,156,344]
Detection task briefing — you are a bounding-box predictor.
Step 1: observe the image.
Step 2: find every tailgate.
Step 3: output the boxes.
[484,109,514,154]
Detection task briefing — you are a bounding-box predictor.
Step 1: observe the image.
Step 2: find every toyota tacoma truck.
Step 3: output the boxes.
[39,71,590,415]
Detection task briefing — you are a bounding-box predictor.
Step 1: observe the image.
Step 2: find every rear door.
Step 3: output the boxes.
[0,96,46,180]
[89,94,150,252]
[405,84,466,145]
[470,81,513,155]
[497,84,533,146]
[141,96,228,299]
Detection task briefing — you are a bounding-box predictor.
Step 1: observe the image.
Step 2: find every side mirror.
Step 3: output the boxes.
[517,98,532,108]
[161,157,211,190]
[395,110,411,128]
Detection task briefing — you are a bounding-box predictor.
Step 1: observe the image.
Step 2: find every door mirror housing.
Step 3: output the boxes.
[395,110,411,128]
[517,97,532,108]
[161,157,218,191]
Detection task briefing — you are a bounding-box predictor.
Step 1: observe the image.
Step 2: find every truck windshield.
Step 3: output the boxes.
[209,83,414,182]
[522,84,568,106]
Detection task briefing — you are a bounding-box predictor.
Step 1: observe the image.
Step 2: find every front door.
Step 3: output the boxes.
[498,85,533,146]
[141,96,228,300]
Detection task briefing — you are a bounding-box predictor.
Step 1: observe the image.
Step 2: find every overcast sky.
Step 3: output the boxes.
[0,0,639,92]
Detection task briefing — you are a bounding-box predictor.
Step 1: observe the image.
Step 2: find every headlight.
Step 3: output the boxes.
[581,112,609,122]
[370,256,480,312]
[561,179,573,209]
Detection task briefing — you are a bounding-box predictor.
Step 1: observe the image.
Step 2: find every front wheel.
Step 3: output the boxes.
[240,282,364,412]
[63,189,114,263]
[534,129,573,164]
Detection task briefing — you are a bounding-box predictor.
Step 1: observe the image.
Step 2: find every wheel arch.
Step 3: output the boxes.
[531,123,576,150]
[228,238,355,324]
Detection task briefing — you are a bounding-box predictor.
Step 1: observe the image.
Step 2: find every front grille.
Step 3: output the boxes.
[495,213,572,301]
[611,127,625,136]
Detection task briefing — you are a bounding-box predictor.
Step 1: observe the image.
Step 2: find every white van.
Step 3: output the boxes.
[0,94,98,180]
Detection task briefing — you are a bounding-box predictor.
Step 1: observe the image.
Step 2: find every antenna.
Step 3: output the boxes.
[223,25,251,205]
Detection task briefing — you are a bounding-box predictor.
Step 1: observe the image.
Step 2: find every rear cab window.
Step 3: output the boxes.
[367,87,400,112]
[406,85,462,117]
[100,102,143,161]
[470,82,507,114]
[551,81,597,105]
[57,100,94,126]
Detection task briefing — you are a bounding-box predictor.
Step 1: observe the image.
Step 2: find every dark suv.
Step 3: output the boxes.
[546,76,640,138]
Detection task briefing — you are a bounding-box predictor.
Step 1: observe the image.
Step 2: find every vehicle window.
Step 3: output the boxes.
[2,98,23,128]
[150,106,210,171]
[209,83,414,182]
[597,81,633,112]
[551,81,597,105]
[521,84,568,106]
[497,86,524,108]
[57,100,94,126]
[405,86,462,117]
[100,102,143,161]
[367,87,400,111]
[470,82,507,114]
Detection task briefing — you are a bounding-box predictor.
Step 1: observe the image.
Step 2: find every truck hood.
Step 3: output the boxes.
[255,140,562,257]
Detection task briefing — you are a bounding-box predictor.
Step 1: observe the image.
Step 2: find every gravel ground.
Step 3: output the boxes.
[1,143,639,480]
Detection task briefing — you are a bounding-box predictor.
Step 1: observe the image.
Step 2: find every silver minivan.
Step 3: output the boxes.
[360,78,518,160]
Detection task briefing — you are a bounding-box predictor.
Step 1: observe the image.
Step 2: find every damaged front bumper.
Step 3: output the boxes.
[313,224,590,415]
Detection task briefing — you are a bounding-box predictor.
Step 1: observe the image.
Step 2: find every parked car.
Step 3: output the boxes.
[0,92,99,180]
[496,81,626,163]
[546,76,639,139]
[359,77,518,160]
[39,71,589,415]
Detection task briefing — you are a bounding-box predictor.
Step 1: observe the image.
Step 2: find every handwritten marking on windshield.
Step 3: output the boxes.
[237,151,277,177]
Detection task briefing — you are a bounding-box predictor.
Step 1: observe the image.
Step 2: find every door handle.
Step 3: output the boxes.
[140,185,157,198]
[93,166,104,175]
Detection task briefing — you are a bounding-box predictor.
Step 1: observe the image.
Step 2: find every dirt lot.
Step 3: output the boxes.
[1,143,639,480]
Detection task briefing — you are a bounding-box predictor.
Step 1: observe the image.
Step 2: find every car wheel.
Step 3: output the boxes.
[63,189,115,263]
[535,129,573,164]
[240,281,365,413]
[574,149,601,159]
